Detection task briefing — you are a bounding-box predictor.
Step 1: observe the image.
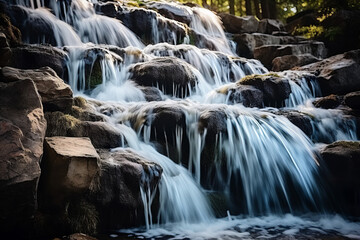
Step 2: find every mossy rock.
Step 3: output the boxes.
[0,13,21,46]
[238,72,281,85]
[88,60,102,89]
[327,141,360,150]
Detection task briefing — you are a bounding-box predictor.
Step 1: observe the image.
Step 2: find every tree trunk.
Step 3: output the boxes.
[238,0,244,15]
[202,0,207,7]
[229,0,235,15]
[260,0,269,18]
[254,0,261,18]
[268,0,277,19]
[245,0,252,15]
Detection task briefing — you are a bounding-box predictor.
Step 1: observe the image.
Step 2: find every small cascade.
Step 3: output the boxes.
[108,118,213,225]
[190,7,234,54]
[144,43,267,87]
[18,6,83,46]
[129,101,323,215]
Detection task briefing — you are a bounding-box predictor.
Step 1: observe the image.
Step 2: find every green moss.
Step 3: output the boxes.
[188,30,197,46]
[88,60,102,89]
[73,96,87,109]
[45,111,80,137]
[238,72,280,85]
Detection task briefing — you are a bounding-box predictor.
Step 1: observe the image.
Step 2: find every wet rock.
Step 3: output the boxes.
[320,141,360,216]
[219,13,259,34]
[272,54,320,71]
[215,84,264,107]
[0,78,46,236]
[344,91,360,110]
[299,49,360,95]
[39,137,100,211]
[71,97,105,122]
[93,149,162,229]
[313,94,341,109]
[130,57,197,97]
[1,66,73,112]
[10,44,68,79]
[138,86,163,101]
[115,7,188,45]
[273,110,313,137]
[254,42,327,69]
[257,19,284,34]
[45,111,123,148]
[237,73,291,107]
[146,1,192,25]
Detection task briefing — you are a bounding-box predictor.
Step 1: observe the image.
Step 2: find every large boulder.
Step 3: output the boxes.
[313,94,341,109]
[115,7,188,45]
[237,73,291,107]
[92,149,162,229]
[257,19,284,34]
[130,57,197,97]
[299,49,360,95]
[39,137,100,211]
[320,141,360,216]
[344,91,360,110]
[9,44,67,78]
[218,13,259,34]
[45,111,123,149]
[0,78,46,236]
[145,1,192,25]
[1,66,73,112]
[232,33,301,58]
[254,42,327,69]
[272,54,320,71]
[213,83,264,107]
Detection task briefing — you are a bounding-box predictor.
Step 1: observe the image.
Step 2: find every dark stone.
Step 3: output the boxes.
[254,42,327,69]
[218,13,259,34]
[320,141,360,216]
[10,44,67,79]
[345,91,360,110]
[299,49,360,95]
[238,73,291,107]
[0,78,46,237]
[130,57,197,97]
[93,149,162,229]
[257,19,284,34]
[272,54,320,71]
[313,94,341,109]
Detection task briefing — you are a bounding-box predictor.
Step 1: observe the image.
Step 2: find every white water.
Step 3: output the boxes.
[12,0,360,238]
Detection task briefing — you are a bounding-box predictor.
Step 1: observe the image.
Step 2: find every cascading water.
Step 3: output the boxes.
[9,0,360,238]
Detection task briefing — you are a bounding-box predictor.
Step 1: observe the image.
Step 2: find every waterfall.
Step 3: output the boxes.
[9,0,360,237]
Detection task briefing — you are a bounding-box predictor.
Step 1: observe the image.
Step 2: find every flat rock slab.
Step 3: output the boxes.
[40,137,100,210]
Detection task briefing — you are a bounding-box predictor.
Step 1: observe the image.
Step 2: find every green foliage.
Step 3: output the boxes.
[293,25,324,39]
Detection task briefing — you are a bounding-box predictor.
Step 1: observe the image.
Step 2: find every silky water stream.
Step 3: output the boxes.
[11,0,360,239]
